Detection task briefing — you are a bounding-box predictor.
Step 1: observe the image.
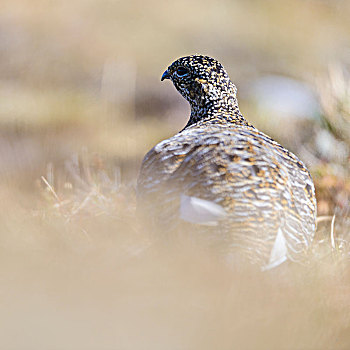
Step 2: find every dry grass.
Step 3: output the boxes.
[0,157,349,350]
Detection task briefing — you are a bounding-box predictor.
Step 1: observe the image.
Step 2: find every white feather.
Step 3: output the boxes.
[180,195,227,226]
[262,227,287,271]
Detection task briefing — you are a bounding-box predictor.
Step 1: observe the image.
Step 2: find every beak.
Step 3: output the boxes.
[161,69,170,81]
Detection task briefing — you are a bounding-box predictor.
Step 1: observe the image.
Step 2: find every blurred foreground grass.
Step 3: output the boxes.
[1,173,350,349]
[0,0,350,349]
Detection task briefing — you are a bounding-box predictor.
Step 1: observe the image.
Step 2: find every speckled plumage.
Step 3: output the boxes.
[137,55,316,268]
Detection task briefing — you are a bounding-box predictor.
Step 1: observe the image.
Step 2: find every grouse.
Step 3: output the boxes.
[137,55,316,269]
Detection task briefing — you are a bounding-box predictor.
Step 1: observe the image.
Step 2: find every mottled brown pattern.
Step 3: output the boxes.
[138,55,316,267]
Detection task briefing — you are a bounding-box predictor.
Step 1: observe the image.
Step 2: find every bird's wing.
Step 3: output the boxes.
[248,128,316,265]
[272,141,316,263]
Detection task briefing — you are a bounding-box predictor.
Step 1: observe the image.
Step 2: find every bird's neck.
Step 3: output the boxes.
[185,96,252,129]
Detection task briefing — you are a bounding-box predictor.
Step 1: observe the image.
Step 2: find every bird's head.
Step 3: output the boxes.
[161,55,238,114]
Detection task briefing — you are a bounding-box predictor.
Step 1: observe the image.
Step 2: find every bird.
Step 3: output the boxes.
[137,55,316,269]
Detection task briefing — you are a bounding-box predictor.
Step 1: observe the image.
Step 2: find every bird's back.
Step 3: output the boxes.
[138,122,316,267]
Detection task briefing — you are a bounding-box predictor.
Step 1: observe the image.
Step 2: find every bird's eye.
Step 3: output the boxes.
[176,66,189,77]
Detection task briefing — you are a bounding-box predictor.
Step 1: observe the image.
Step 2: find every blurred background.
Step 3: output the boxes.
[1,0,350,349]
